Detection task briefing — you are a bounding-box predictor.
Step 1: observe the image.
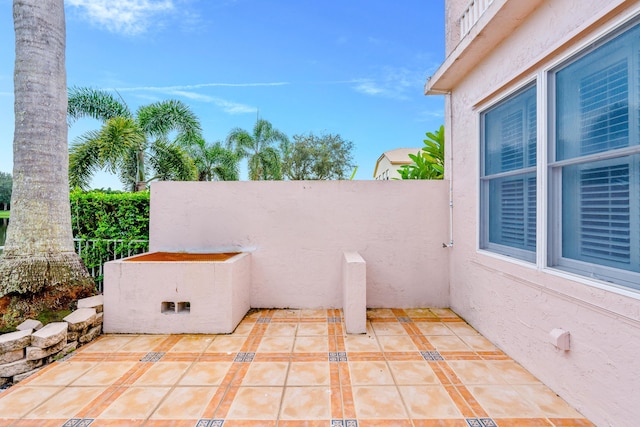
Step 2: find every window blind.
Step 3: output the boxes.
[579,163,630,265]
[579,59,629,155]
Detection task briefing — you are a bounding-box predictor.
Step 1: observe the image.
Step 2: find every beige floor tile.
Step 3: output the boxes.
[459,335,499,351]
[242,361,289,386]
[271,309,300,319]
[179,361,232,386]
[447,361,507,385]
[206,336,247,353]
[415,322,454,336]
[133,361,191,386]
[366,308,396,319]
[349,361,394,385]
[71,361,137,386]
[168,335,214,352]
[287,362,330,386]
[446,322,480,336]
[427,336,471,352]
[514,384,583,418]
[398,385,462,419]
[244,309,268,319]
[264,323,298,337]
[225,386,283,420]
[344,334,381,352]
[352,386,408,419]
[81,335,135,352]
[0,386,61,418]
[256,336,295,352]
[293,336,329,353]
[25,386,105,419]
[372,322,408,336]
[118,335,168,352]
[297,322,329,336]
[150,386,217,419]
[493,361,542,385]
[300,309,328,318]
[467,385,542,418]
[388,360,439,385]
[26,361,96,386]
[377,335,418,352]
[98,386,171,419]
[430,308,460,319]
[280,386,332,420]
[404,308,438,318]
[232,321,256,335]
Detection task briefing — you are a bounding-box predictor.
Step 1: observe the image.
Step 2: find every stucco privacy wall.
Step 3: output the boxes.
[439,1,640,426]
[150,180,450,309]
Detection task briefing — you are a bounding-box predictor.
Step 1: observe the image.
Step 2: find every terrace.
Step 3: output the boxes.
[0,180,604,425]
[0,307,592,426]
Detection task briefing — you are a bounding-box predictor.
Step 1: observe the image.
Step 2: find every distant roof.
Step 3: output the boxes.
[374,148,421,177]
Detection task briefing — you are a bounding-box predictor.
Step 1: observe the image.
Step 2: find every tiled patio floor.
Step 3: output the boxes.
[0,308,594,427]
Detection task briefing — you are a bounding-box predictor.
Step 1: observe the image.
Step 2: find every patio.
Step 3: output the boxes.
[0,307,593,427]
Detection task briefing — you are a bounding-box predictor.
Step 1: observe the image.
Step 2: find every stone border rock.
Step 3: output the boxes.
[0,294,103,387]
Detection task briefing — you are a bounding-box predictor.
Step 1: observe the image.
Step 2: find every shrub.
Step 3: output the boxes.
[70,190,150,286]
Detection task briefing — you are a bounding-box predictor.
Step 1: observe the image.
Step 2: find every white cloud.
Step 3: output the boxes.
[116,82,290,92]
[417,109,445,121]
[351,67,425,100]
[67,0,175,35]
[107,83,265,114]
[163,90,256,114]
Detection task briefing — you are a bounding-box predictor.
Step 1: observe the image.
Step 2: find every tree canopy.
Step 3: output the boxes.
[281,132,354,180]
[227,119,289,180]
[0,172,11,206]
[68,87,202,191]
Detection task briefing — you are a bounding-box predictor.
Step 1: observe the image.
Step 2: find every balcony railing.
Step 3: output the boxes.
[459,0,494,38]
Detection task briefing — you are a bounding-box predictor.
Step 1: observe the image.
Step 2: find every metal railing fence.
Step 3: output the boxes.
[74,238,149,293]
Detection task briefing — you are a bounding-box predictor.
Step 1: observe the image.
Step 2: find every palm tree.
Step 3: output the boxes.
[226,119,289,180]
[0,0,93,300]
[188,138,240,181]
[67,87,202,191]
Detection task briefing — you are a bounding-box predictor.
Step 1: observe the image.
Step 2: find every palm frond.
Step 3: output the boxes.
[68,130,103,190]
[148,140,197,182]
[226,128,254,159]
[137,99,202,140]
[98,117,146,173]
[67,86,131,124]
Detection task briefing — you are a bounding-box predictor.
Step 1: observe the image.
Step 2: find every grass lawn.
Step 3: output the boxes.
[0,210,8,219]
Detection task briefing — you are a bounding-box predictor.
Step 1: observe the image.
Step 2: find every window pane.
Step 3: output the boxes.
[489,173,536,252]
[561,156,637,273]
[556,23,640,160]
[484,85,537,175]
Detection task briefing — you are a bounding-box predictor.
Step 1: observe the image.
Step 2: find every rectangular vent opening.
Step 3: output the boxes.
[177,302,191,313]
[161,301,176,314]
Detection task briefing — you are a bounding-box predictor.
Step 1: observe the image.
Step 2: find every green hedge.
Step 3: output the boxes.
[71,189,150,239]
[71,190,150,288]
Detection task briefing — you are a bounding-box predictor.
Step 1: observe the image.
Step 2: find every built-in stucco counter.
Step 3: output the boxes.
[103,251,251,334]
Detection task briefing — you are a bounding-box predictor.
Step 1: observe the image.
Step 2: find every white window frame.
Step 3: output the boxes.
[477,11,640,295]
[479,81,538,263]
[547,18,640,290]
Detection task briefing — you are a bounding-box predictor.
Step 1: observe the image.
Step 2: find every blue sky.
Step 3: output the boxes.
[0,0,445,189]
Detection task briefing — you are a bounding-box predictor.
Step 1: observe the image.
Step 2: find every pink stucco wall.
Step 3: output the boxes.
[438,1,640,426]
[149,180,450,309]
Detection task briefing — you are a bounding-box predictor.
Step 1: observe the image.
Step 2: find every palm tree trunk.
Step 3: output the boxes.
[0,0,93,296]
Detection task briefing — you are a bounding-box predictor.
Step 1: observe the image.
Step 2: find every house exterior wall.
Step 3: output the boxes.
[436,1,640,426]
[373,156,394,180]
[149,180,450,309]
